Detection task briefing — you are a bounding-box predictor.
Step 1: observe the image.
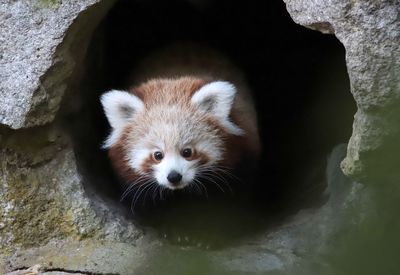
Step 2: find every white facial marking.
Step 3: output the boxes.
[108,92,227,191]
[128,147,152,175]
[101,90,144,148]
[154,153,196,189]
[196,140,221,165]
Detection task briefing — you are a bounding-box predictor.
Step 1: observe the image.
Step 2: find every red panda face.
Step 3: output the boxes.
[101,78,243,190]
[124,105,224,189]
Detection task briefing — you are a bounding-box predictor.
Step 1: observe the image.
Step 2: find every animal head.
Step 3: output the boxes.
[101,77,243,190]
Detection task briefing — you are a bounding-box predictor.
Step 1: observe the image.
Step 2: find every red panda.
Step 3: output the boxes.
[101,44,260,192]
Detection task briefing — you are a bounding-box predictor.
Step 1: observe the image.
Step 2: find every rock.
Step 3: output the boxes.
[5,264,42,275]
[1,0,399,273]
[1,0,396,179]
[1,239,160,275]
[0,125,142,273]
[283,0,400,181]
[118,145,368,275]
[0,144,141,248]
[0,0,115,129]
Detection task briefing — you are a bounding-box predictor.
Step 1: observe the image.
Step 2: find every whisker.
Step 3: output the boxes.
[152,184,159,205]
[192,180,203,195]
[159,185,163,200]
[142,181,156,206]
[194,178,208,198]
[196,164,239,195]
[130,183,147,212]
[205,170,234,194]
[132,180,154,210]
[198,173,226,193]
[160,185,170,200]
[187,183,195,195]
[213,167,242,183]
[121,176,151,201]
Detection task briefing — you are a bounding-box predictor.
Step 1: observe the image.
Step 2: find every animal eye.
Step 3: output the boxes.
[181,148,192,158]
[153,151,164,161]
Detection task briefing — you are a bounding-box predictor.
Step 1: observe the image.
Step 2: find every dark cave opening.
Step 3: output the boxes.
[61,0,356,247]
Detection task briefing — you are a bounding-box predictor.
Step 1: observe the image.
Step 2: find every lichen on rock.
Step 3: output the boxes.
[0,134,141,253]
[0,116,142,273]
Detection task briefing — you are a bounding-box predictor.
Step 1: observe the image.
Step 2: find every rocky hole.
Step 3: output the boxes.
[60,0,356,247]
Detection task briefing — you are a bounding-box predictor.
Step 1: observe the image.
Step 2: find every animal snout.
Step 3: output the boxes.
[167,170,182,184]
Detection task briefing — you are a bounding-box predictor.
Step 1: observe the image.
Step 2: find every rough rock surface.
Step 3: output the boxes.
[2,239,160,275]
[1,0,397,178]
[0,0,399,274]
[1,145,366,274]
[0,0,115,129]
[0,125,141,257]
[0,1,141,269]
[0,0,146,273]
[283,0,400,181]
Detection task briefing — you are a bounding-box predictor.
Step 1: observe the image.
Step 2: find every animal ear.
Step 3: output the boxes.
[191,81,244,135]
[101,90,144,129]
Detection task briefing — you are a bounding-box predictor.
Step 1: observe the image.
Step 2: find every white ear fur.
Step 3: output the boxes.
[101,90,144,148]
[191,81,244,135]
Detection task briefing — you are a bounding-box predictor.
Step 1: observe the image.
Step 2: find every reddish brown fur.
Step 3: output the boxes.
[107,45,260,186]
[140,156,156,174]
[109,76,259,184]
[108,133,138,183]
[130,77,208,107]
[193,150,210,166]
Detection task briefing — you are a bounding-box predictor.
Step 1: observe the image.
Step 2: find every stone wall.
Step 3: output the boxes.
[0,0,115,128]
[0,0,147,272]
[283,0,400,181]
[1,0,399,273]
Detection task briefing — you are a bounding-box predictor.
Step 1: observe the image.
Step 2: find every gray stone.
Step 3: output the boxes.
[2,239,161,275]
[283,0,400,180]
[206,145,361,274]
[0,0,115,129]
[0,125,142,273]
[0,135,361,273]
[0,1,154,273]
[1,0,399,273]
[103,145,366,275]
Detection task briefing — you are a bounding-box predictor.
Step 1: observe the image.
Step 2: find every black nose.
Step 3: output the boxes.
[167,170,182,184]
